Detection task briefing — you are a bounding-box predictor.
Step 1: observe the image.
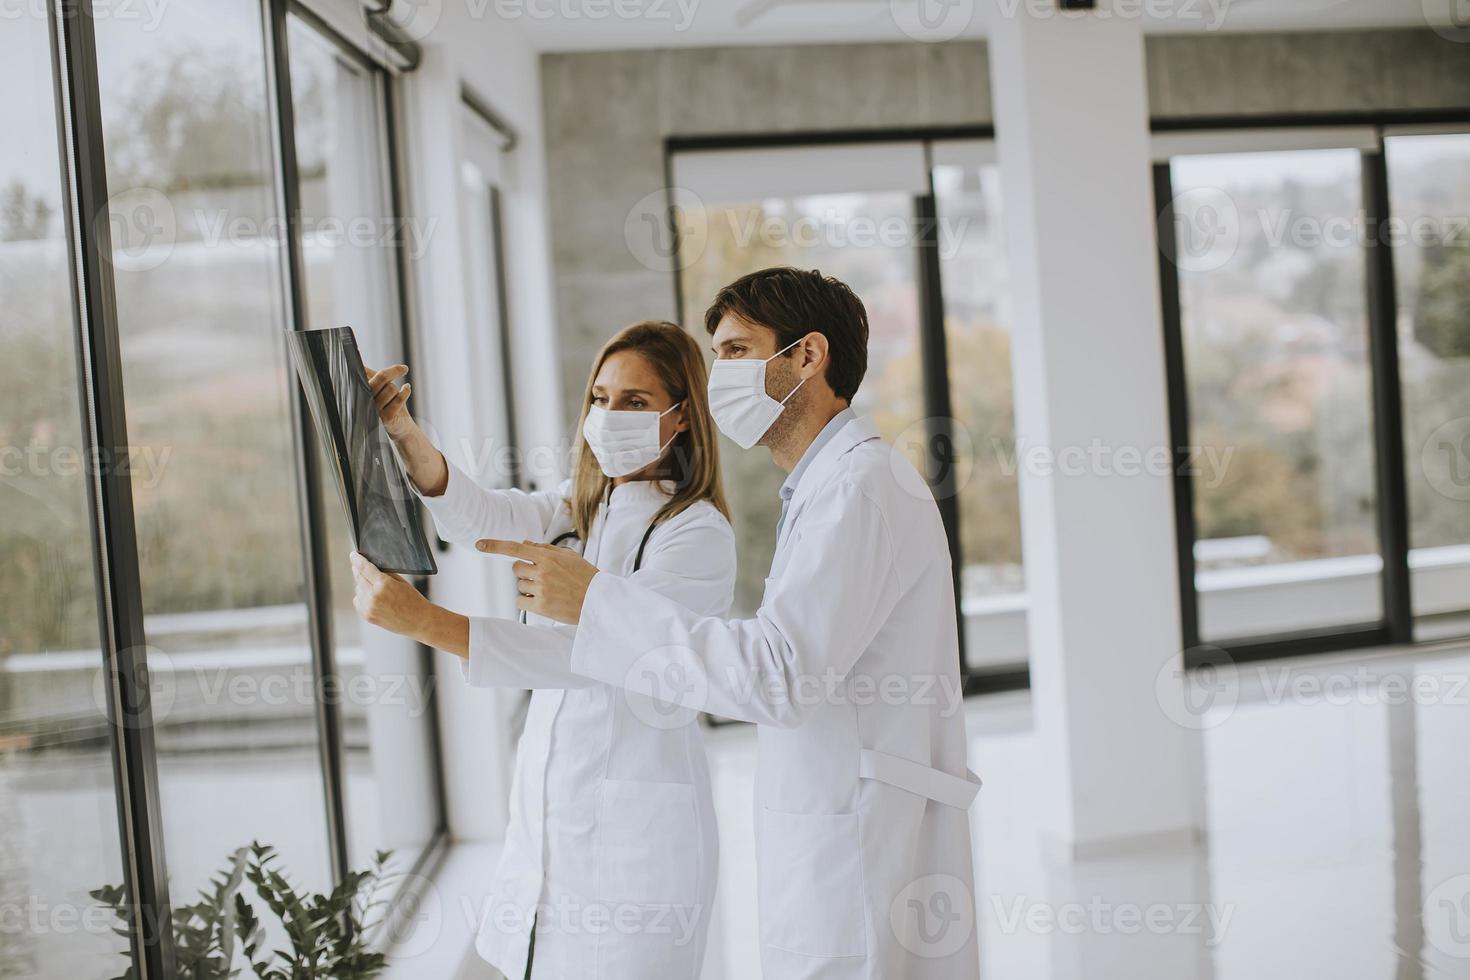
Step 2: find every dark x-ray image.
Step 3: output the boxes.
[286,326,437,576]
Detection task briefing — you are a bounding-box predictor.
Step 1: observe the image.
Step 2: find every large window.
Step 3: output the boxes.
[1166,144,1381,642]
[1158,127,1470,655]
[0,12,126,978]
[94,0,333,899]
[679,189,926,618]
[1384,132,1470,638]
[673,139,1026,675]
[287,14,440,875]
[458,103,520,487]
[931,145,1026,668]
[12,0,444,972]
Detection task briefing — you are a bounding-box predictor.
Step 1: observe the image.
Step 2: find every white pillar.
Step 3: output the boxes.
[987,2,1201,854]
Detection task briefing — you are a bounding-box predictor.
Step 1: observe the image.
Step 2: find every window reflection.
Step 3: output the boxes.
[287,16,440,873]
[679,192,925,616]
[0,13,127,979]
[1385,134,1470,638]
[94,0,331,903]
[1170,149,1381,641]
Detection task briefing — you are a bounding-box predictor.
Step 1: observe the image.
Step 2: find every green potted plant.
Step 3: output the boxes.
[93,842,397,980]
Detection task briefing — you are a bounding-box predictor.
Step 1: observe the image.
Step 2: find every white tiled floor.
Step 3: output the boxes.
[700,642,1470,980]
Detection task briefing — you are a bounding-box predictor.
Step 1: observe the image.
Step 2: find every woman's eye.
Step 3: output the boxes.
[629,400,647,410]
[591,396,607,406]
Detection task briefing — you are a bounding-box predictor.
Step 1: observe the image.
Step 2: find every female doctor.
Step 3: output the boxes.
[348,320,735,980]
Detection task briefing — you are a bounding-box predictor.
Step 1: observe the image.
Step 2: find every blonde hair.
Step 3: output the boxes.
[569,320,730,540]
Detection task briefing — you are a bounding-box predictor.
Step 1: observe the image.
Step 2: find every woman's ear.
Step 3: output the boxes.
[673,402,691,433]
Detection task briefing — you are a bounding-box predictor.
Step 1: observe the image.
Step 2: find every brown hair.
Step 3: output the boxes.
[703,266,869,403]
[569,320,730,539]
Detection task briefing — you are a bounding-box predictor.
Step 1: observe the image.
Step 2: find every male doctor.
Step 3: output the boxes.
[483,267,981,979]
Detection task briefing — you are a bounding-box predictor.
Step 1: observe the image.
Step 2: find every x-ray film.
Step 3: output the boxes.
[286,326,437,575]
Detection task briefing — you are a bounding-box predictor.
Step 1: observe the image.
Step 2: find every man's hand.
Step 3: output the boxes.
[351,553,430,635]
[476,539,599,624]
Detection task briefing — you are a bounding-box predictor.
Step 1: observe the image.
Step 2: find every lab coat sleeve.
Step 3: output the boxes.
[462,512,736,690]
[569,479,900,727]
[462,619,595,689]
[415,458,564,546]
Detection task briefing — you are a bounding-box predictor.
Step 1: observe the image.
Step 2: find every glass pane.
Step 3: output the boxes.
[932,161,1026,671]
[460,109,516,485]
[0,15,128,978]
[288,17,439,872]
[93,0,331,910]
[679,192,925,616]
[1170,149,1380,642]
[1384,133,1470,639]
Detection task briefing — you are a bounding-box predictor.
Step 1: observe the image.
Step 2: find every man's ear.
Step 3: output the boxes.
[799,331,830,379]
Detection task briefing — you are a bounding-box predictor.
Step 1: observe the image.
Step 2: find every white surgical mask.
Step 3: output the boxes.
[707,338,807,450]
[582,402,681,478]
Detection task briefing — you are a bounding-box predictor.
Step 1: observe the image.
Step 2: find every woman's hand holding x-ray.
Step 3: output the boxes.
[476,539,600,625]
[363,362,449,496]
[350,551,429,634]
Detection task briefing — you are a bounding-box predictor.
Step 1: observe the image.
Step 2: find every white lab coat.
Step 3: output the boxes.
[569,416,981,980]
[418,462,735,980]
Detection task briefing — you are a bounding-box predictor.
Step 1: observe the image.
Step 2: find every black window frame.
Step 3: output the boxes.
[1152,111,1470,668]
[663,106,1470,701]
[43,0,446,974]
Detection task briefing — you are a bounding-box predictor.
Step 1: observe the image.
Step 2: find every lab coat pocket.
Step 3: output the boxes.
[595,779,700,906]
[758,808,868,958]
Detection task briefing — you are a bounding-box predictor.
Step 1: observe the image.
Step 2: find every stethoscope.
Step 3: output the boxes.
[546,521,659,573]
[516,520,660,623]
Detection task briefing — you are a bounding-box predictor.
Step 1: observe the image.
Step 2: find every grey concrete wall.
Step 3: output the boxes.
[541,29,1470,408]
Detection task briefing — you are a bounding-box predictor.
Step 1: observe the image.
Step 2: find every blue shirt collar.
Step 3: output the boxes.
[779,408,856,503]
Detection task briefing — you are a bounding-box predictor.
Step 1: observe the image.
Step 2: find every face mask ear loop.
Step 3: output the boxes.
[767,337,805,362]
[777,375,808,407]
[651,401,681,462]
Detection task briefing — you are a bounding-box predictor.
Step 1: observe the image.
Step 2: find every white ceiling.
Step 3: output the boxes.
[500,0,1447,52]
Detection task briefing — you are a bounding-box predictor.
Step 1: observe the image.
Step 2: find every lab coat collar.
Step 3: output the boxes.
[606,478,677,507]
[776,415,879,553]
